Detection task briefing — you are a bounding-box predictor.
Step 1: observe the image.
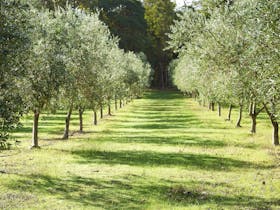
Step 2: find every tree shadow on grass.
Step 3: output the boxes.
[92,128,259,149]
[97,135,228,148]
[4,173,279,210]
[113,114,203,127]
[115,110,229,130]
[112,122,203,130]
[95,129,242,147]
[71,149,272,171]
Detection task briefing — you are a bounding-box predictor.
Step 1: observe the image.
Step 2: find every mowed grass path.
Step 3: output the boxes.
[1,90,280,209]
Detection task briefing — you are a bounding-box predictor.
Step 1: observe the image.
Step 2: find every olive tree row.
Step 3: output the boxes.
[1,2,151,149]
[168,0,280,145]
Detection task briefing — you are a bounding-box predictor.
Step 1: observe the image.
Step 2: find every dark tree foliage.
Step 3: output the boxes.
[144,0,176,88]
[96,0,149,53]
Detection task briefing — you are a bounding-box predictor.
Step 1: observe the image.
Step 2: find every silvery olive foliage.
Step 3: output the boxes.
[0,1,30,148]
[1,2,151,148]
[169,0,280,145]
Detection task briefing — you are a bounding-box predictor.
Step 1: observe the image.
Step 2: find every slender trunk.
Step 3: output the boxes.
[211,102,215,111]
[115,96,118,110]
[226,104,233,121]
[272,122,279,145]
[94,111,97,126]
[249,102,253,115]
[250,114,257,133]
[108,104,111,116]
[100,105,103,119]
[250,103,257,134]
[79,107,83,133]
[218,103,221,117]
[31,111,40,148]
[120,99,122,108]
[236,105,243,127]
[62,105,73,140]
[264,104,279,146]
[160,64,164,89]
[192,91,195,98]
[208,103,211,110]
[165,65,168,88]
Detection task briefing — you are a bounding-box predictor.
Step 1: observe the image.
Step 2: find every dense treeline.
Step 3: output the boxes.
[0,1,151,149]
[169,0,280,145]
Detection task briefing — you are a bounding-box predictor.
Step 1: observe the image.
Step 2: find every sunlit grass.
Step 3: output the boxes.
[0,90,279,209]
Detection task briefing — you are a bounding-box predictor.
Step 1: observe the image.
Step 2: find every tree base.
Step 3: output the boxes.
[30,145,40,149]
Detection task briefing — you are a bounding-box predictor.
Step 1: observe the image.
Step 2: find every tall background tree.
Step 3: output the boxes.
[144,0,176,88]
[95,0,149,53]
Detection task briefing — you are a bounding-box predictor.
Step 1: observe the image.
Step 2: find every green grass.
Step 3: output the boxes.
[0,90,279,209]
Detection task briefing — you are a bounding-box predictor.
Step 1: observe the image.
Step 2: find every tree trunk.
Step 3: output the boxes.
[31,111,40,148]
[120,99,122,108]
[218,103,221,117]
[79,107,83,133]
[272,121,279,145]
[250,103,257,134]
[208,103,211,110]
[211,102,215,111]
[62,105,73,140]
[264,104,279,146]
[100,105,103,119]
[227,104,233,121]
[165,64,169,88]
[94,111,97,125]
[203,99,206,107]
[250,114,257,134]
[249,102,253,115]
[108,104,111,116]
[115,96,118,110]
[160,64,165,89]
[236,105,243,127]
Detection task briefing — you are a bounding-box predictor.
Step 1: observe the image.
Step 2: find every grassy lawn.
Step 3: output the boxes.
[0,90,279,209]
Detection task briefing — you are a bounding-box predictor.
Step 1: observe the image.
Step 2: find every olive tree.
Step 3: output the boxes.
[22,8,66,148]
[0,1,30,148]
